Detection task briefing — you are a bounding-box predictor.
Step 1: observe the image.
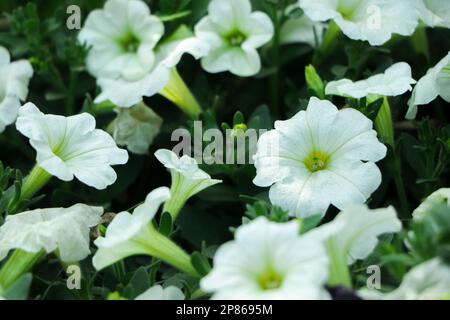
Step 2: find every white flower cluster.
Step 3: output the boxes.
[201,205,401,299]
[78,0,209,108]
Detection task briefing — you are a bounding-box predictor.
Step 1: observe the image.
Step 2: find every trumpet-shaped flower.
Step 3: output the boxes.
[201,217,331,300]
[407,52,450,119]
[110,103,162,155]
[194,0,274,77]
[93,187,197,276]
[361,258,450,300]
[325,62,416,98]
[0,46,33,133]
[298,0,419,46]
[135,285,184,300]
[16,103,128,190]
[79,0,209,109]
[417,0,450,28]
[155,149,222,219]
[253,97,387,218]
[0,204,103,262]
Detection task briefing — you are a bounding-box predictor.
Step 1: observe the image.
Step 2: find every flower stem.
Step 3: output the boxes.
[159,68,202,119]
[0,250,44,293]
[326,240,352,289]
[146,225,199,277]
[312,21,341,66]
[20,165,52,201]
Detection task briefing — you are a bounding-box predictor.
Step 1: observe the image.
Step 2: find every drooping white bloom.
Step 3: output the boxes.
[93,187,170,270]
[79,0,209,108]
[93,187,196,277]
[281,7,325,47]
[155,149,222,218]
[253,97,387,218]
[325,62,416,98]
[0,46,33,133]
[407,52,450,119]
[412,188,450,220]
[194,0,274,77]
[361,258,450,300]
[135,285,184,300]
[0,204,103,262]
[298,0,419,46]
[201,217,331,300]
[16,103,129,190]
[306,205,401,265]
[110,103,162,155]
[417,0,450,28]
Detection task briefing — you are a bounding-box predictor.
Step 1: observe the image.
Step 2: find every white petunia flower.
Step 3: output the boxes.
[407,52,450,119]
[194,0,274,77]
[0,204,103,262]
[0,46,33,133]
[110,102,162,155]
[16,102,129,190]
[298,0,419,46]
[135,285,184,300]
[155,149,222,219]
[93,187,197,276]
[325,62,416,98]
[412,188,450,220]
[418,0,450,28]
[361,258,450,300]
[201,217,331,300]
[79,0,209,109]
[253,97,387,218]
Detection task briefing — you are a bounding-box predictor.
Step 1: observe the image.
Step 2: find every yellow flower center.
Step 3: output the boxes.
[304,151,330,172]
[257,270,283,290]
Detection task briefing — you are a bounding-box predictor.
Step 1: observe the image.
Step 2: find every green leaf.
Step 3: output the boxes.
[124,267,151,299]
[300,214,323,234]
[190,251,211,277]
[159,211,173,236]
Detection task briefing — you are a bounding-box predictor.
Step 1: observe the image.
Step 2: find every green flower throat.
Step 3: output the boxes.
[225,30,247,47]
[119,32,140,53]
[304,151,330,172]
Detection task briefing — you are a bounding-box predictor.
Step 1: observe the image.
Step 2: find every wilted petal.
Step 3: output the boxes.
[0,204,103,262]
[326,62,416,98]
